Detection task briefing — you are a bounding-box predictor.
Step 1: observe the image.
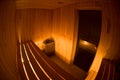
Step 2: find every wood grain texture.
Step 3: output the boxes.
[16,9,53,43]
[15,1,120,80]
[89,1,120,80]
[52,6,75,64]
[0,1,19,80]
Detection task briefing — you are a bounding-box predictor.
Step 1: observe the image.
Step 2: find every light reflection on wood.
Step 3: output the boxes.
[20,44,30,80]
[26,43,52,80]
[23,44,40,80]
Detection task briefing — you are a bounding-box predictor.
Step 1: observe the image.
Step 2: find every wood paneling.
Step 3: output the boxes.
[15,1,120,80]
[16,0,81,9]
[52,6,75,64]
[0,1,19,80]
[16,9,53,43]
[0,0,119,80]
[52,1,101,65]
[89,1,120,80]
[103,0,120,60]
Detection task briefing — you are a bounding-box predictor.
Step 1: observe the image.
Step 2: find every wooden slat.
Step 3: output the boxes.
[24,42,50,80]
[29,40,78,80]
[17,43,27,80]
[95,59,116,80]
[27,41,65,80]
[17,40,78,80]
[21,43,37,80]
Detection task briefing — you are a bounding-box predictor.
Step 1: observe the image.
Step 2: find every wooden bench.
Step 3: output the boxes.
[95,58,120,80]
[17,40,78,80]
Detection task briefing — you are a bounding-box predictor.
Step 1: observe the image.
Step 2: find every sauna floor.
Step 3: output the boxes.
[50,55,87,80]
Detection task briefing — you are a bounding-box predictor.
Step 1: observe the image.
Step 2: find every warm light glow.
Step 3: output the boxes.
[23,44,40,80]
[21,58,24,63]
[79,40,92,46]
[35,38,51,50]
[20,44,29,80]
[26,43,52,80]
[18,30,21,43]
[35,40,43,49]
[79,39,97,53]
[83,41,89,45]
[54,36,73,64]
[34,36,73,64]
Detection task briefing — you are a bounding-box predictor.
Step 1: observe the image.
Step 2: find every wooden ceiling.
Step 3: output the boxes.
[16,0,101,9]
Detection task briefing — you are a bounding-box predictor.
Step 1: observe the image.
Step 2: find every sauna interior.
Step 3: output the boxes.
[0,0,120,80]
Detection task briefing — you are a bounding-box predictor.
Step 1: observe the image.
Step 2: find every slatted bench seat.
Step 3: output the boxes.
[17,40,78,80]
[95,58,120,80]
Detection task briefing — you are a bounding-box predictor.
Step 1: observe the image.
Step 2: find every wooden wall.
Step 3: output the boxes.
[88,0,120,80]
[103,1,120,60]
[52,1,102,65]
[16,9,53,43]
[0,1,19,80]
[52,6,76,64]
[16,7,77,64]
[52,1,120,80]
[15,1,120,80]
